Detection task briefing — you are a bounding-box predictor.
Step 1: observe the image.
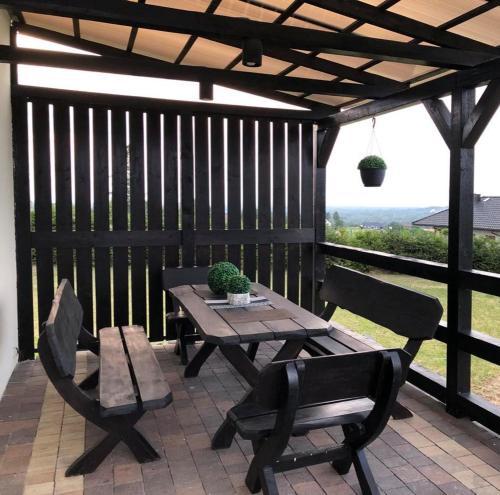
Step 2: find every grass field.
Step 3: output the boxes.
[332,272,500,405]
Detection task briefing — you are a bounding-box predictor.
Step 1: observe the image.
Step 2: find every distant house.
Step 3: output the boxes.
[412,195,500,237]
[360,222,385,230]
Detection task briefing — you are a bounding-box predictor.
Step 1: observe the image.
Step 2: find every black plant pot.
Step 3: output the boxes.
[360,168,386,187]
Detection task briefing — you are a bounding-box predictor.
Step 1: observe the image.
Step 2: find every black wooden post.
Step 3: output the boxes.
[446,87,475,416]
[314,124,339,313]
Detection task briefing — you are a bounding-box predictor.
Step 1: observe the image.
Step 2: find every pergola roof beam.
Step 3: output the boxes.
[1,0,496,68]
[16,24,334,114]
[308,0,499,54]
[0,45,393,98]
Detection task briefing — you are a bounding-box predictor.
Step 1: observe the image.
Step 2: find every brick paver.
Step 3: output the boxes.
[0,342,498,494]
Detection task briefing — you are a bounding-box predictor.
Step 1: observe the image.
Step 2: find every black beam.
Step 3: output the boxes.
[15,25,332,113]
[423,98,451,148]
[324,60,500,125]
[317,124,340,168]
[457,393,500,436]
[460,269,500,298]
[319,242,449,283]
[462,79,500,148]
[308,0,499,54]
[0,45,390,99]
[13,85,318,121]
[446,87,475,416]
[2,0,495,68]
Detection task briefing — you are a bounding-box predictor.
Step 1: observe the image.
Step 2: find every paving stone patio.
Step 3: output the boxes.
[0,341,499,495]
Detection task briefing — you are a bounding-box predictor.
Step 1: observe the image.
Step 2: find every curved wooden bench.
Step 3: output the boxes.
[39,279,172,476]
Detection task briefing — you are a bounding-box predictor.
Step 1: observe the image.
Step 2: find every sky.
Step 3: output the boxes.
[17,34,500,209]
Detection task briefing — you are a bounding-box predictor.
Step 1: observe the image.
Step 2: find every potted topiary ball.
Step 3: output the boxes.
[226,275,251,306]
[207,261,239,295]
[358,155,387,187]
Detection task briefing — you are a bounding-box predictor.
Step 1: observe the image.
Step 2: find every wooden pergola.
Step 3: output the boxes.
[0,0,499,435]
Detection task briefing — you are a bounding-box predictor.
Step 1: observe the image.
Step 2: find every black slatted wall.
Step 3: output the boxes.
[13,94,318,358]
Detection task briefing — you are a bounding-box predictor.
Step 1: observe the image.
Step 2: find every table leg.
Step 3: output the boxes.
[220,345,260,387]
[247,342,259,362]
[184,342,217,378]
[212,338,306,450]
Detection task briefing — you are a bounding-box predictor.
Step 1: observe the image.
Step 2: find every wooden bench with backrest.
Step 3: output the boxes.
[38,279,172,476]
[305,264,444,419]
[162,266,210,364]
[225,349,409,495]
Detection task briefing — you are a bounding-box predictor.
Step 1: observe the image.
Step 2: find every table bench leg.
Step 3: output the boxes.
[184,342,217,378]
[212,339,306,450]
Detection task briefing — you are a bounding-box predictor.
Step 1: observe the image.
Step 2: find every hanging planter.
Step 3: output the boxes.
[358,155,387,187]
[358,118,387,187]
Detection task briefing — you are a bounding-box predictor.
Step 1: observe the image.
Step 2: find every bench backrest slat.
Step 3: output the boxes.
[44,279,83,378]
[255,349,407,410]
[320,265,443,340]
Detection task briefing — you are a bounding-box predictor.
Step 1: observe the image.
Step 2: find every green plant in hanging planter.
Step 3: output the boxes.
[358,155,387,170]
[358,155,387,187]
[207,261,240,295]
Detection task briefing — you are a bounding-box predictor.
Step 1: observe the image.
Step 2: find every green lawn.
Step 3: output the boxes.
[331,272,500,404]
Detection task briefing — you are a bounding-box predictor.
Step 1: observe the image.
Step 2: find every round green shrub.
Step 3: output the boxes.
[226,275,251,294]
[358,155,387,170]
[207,261,239,295]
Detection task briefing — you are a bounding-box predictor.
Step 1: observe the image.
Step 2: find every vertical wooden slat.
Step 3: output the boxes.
[12,97,34,359]
[287,122,300,304]
[93,107,111,330]
[300,123,314,311]
[242,118,257,280]
[272,120,286,295]
[129,110,147,327]
[446,87,475,415]
[257,120,271,287]
[195,115,210,267]
[227,117,241,269]
[181,114,195,267]
[74,105,93,333]
[147,112,164,340]
[32,101,54,333]
[211,116,225,263]
[54,104,73,285]
[164,114,179,269]
[111,109,128,326]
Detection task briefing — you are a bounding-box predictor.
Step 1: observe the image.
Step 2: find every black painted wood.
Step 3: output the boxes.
[73,105,93,334]
[93,107,111,331]
[32,101,54,335]
[54,104,73,285]
[446,87,475,416]
[147,112,163,340]
[181,114,195,267]
[300,123,314,312]
[224,349,405,494]
[272,121,286,296]
[287,122,300,304]
[195,115,210,267]
[243,118,257,280]
[423,98,451,148]
[211,115,225,263]
[227,117,242,269]
[12,96,34,359]
[257,120,271,287]
[111,109,128,327]
[129,110,147,329]
[163,113,179,271]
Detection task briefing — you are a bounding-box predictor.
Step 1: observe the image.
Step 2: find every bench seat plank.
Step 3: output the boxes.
[122,326,172,410]
[99,327,137,417]
[231,397,374,440]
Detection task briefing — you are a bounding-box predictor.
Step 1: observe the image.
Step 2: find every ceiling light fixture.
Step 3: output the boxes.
[242,38,263,68]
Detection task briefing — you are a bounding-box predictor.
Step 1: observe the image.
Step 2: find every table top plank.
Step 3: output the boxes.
[122,325,172,410]
[253,283,330,337]
[99,327,138,416]
[169,285,241,345]
[170,283,330,345]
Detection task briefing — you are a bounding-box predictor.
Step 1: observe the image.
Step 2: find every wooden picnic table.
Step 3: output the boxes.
[170,282,331,449]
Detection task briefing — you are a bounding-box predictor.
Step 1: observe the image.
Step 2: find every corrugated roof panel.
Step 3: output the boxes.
[366,61,438,82]
[449,7,500,46]
[182,38,241,69]
[133,29,190,62]
[294,4,356,30]
[23,13,74,35]
[215,0,279,22]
